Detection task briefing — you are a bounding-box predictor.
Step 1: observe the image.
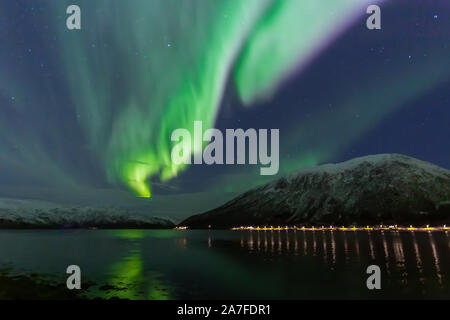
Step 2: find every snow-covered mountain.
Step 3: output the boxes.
[0,198,174,228]
[182,154,450,228]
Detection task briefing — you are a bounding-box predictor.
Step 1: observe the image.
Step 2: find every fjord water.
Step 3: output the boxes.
[0,229,448,299]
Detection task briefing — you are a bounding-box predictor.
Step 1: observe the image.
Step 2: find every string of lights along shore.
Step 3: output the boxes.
[174,225,450,232]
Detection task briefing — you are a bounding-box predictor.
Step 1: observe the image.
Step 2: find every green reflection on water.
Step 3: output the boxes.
[95,230,172,300]
[106,249,144,299]
[108,229,146,239]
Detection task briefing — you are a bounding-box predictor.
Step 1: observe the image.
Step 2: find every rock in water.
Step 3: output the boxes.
[181,154,450,228]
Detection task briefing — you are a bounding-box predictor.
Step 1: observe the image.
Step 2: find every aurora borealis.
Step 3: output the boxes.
[1,0,450,218]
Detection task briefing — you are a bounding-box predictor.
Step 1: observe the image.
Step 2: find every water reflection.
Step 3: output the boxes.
[0,229,448,299]
[446,231,450,250]
[392,232,407,284]
[381,231,391,274]
[331,231,336,265]
[322,231,327,263]
[411,232,423,269]
[368,231,375,260]
[353,231,360,262]
[392,232,405,273]
[428,232,442,285]
[312,231,317,257]
[235,229,448,291]
[103,230,172,300]
[343,231,349,264]
[303,230,308,256]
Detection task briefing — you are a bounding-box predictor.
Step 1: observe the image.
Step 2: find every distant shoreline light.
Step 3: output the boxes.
[174,225,449,232]
[231,225,449,232]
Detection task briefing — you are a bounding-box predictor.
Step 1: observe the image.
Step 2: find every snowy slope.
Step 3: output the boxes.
[182,154,450,228]
[0,198,174,228]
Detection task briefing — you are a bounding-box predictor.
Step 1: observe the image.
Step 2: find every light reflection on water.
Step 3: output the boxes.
[255,230,446,287]
[0,229,448,299]
[238,230,447,276]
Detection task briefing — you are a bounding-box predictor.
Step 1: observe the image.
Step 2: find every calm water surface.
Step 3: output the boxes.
[0,229,448,299]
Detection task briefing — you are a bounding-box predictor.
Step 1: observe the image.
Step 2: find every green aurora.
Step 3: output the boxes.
[51,0,373,197]
[2,0,450,203]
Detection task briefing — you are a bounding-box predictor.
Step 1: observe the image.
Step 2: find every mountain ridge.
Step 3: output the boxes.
[0,198,174,229]
[181,154,450,228]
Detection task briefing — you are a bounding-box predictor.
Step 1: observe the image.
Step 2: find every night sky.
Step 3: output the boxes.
[0,0,449,220]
